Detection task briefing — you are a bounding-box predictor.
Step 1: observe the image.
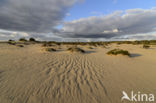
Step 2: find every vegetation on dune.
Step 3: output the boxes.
[7,38,156,46]
[47,40,156,46]
[45,48,56,52]
[16,44,24,47]
[108,40,156,45]
[41,41,62,47]
[52,41,109,46]
[88,47,94,49]
[143,44,150,49]
[67,47,85,53]
[8,39,15,42]
[29,38,36,42]
[107,49,130,56]
[8,41,16,45]
[42,42,53,47]
[19,38,27,42]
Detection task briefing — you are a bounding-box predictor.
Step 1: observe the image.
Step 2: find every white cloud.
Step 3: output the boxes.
[103,29,120,33]
[59,8,156,39]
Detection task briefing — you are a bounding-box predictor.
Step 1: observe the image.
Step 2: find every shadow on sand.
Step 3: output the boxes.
[130,53,142,58]
[85,51,96,54]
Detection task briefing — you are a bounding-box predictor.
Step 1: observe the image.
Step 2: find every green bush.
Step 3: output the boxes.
[107,49,130,56]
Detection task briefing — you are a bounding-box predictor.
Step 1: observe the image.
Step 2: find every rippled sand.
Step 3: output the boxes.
[0,43,156,103]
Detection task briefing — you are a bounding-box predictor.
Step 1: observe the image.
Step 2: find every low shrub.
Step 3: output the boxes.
[19,38,27,42]
[8,41,16,45]
[45,48,56,52]
[88,47,94,49]
[107,49,130,56]
[16,44,24,47]
[67,47,85,53]
[29,38,36,42]
[8,39,15,42]
[42,43,53,47]
[143,44,150,49]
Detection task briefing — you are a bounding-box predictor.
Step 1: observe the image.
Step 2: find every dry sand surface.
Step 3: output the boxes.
[0,43,156,103]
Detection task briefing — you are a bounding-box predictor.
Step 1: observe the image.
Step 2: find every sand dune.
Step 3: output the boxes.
[0,43,156,103]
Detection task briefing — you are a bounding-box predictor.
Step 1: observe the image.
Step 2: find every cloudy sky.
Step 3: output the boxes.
[0,0,156,41]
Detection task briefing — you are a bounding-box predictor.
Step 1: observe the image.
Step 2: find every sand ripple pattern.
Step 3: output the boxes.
[1,44,156,103]
[0,52,111,103]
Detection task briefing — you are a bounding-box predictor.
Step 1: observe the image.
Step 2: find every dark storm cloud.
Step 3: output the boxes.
[0,0,76,32]
[60,8,156,39]
[58,32,118,38]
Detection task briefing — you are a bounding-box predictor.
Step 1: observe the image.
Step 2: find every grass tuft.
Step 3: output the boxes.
[143,44,150,49]
[67,47,85,53]
[107,49,130,56]
[88,47,94,49]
